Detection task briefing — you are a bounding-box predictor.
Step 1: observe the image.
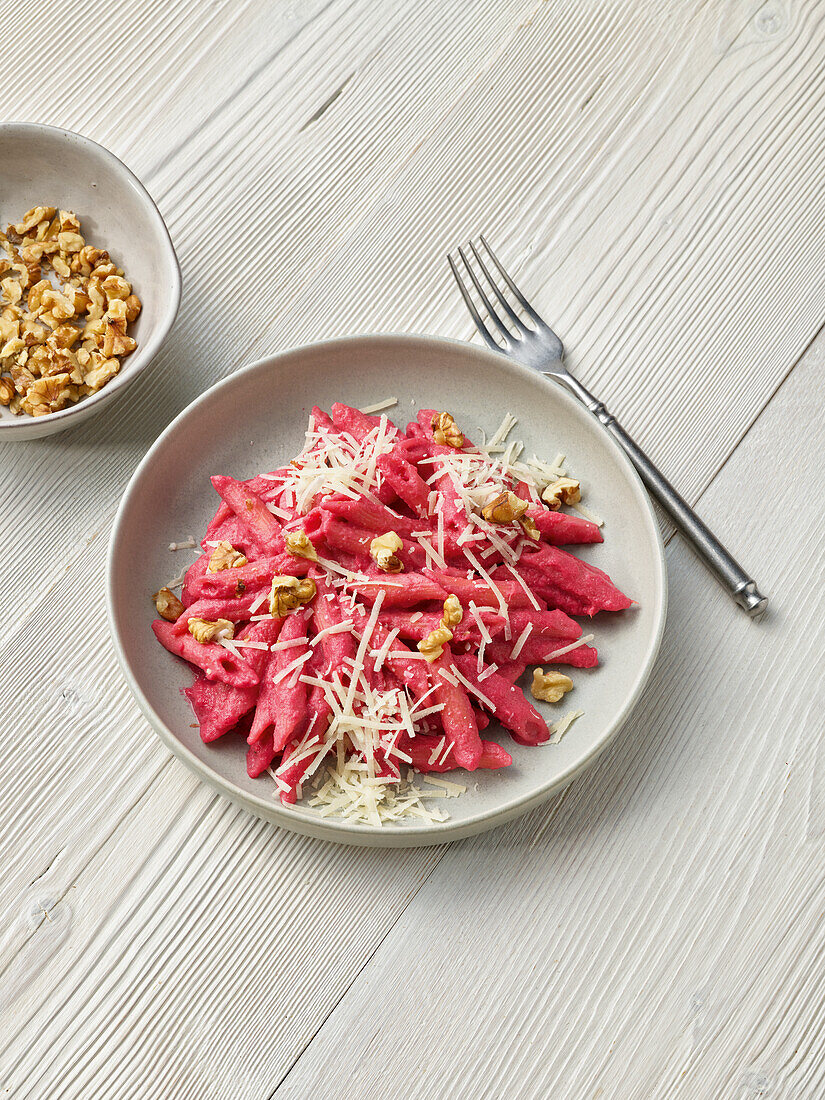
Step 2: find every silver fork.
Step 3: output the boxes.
[448,236,767,617]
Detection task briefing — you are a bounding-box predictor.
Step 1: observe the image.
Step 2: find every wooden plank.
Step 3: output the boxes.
[271,331,825,1098]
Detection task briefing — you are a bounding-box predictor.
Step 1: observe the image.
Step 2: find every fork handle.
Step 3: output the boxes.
[560,378,768,617]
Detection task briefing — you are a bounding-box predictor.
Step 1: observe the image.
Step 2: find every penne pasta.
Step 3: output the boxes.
[150,400,633,823]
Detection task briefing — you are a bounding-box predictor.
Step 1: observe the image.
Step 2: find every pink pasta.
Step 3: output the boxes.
[150,402,633,820]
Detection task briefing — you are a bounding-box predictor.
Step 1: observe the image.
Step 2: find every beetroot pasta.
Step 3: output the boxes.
[150,401,632,824]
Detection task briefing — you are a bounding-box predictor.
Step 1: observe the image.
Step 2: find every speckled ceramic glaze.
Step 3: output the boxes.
[0,123,180,440]
[107,335,667,846]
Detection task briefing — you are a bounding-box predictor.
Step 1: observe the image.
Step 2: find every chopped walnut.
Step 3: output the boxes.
[102,323,136,358]
[269,574,316,617]
[11,207,56,235]
[1,277,23,306]
[542,477,581,510]
[431,411,464,448]
[40,286,76,321]
[419,595,463,660]
[0,207,138,419]
[418,623,453,663]
[57,231,85,254]
[369,531,404,573]
[0,307,21,343]
[208,540,248,572]
[0,336,24,361]
[442,594,463,628]
[530,668,574,704]
[519,515,540,541]
[124,294,142,323]
[82,354,120,393]
[101,274,130,300]
[153,586,185,621]
[481,489,529,524]
[284,529,318,561]
[21,374,77,416]
[188,617,234,644]
[10,360,36,395]
[0,376,14,405]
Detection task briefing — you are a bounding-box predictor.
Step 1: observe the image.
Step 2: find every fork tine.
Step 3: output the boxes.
[447,254,500,353]
[478,234,543,325]
[456,245,516,346]
[468,240,524,331]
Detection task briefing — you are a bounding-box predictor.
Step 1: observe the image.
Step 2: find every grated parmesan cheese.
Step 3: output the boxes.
[359,397,398,414]
[549,709,584,744]
[545,633,595,661]
[509,622,534,661]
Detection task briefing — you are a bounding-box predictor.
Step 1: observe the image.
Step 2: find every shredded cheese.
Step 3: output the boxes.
[309,620,355,647]
[509,622,534,660]
[545,633,595,661]
[449,665,495,711]
[549,709,584,744]
[271,650,312,684]
[359,397,398,414]
[572,501,604,527]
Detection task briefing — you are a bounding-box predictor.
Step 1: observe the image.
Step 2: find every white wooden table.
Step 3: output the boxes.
[2,2,824,1096]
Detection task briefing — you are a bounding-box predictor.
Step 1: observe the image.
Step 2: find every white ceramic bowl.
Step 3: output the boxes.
[0,123,181,440]
[108,335,667,846]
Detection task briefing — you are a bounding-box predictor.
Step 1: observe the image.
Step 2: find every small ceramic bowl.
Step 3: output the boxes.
[108,334,668,847]
[0,123,181,441]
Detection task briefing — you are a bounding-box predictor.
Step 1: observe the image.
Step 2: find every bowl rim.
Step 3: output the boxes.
[0,121,182,433]
[107,333,668,844]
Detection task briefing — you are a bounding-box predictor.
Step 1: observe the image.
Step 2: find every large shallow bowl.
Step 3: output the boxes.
[108,335,667,846]
[0,123,181,440]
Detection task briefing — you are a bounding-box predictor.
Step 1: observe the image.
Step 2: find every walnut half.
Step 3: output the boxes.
[530,668,574,704]
[441,594,463,628]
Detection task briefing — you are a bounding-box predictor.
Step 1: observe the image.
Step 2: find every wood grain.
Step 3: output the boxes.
[0,0,823,1096]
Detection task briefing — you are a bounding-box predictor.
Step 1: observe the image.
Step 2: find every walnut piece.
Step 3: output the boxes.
[519,515,540,541]
[21,373,77,416]
[269,574,316,617]
[208,540,248,572]
[284,529,318,561]
[442,594,463,628]
[369,531,404,573]
[530,668,574,704]
[431,411,464,448]
[418,594,463,661]
[418,623,453,663]
[481,489,529,524]
[541,477,581,510]
[153,586,185,621]
[188,617,235,644]
[0,376,14,405]
[11,207,56,235]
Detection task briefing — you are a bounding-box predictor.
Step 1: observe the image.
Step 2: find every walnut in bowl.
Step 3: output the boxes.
[0,206,142,417]
[0,124,181,441]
